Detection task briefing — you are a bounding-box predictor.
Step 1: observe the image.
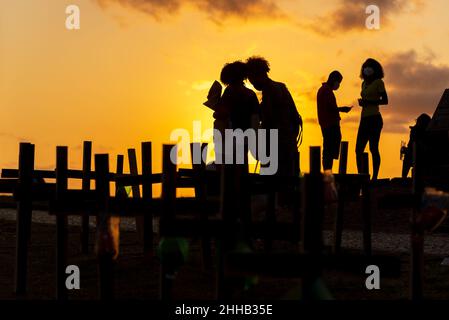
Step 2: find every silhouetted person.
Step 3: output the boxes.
[401,113,431,178]
[356,58,389,180]
[245,56,302,210]
[213,61,259,164]
[245,56,302,179]
[317,71,352,171]
[212,61,259,228]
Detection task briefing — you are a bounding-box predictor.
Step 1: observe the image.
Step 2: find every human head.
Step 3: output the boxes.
[360,58,384,80]
[220,61,247,86]
[327,71,343,90]
[415,113,431,129]
[245,56,270,91]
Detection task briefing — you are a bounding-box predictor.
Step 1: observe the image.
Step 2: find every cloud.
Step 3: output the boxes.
[94,0,286,23]
[382,50,449,133]
[0,132,29,142]
[191,81,214,92]
[306,0,423,35]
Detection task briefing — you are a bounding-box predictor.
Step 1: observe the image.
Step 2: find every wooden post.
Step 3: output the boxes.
[116,155,124,176]
[128,148,144,244]
[56,146,68,300]
[160,144,177,301]
[190,143,211,269]
[292,150,301,246]
[338,141,348,175]
[360,152,372,256]
[361,180,372,256]
[115,154,125,198]
[301,146,324,253]
[216,163,237,300]
[25,144,35,244]
[301,146,324,299]
[410,141,424,300]
[334,142,349,253]
[15,142,34,295]
[115,154,124,260]
[161,145,177,222]
[81,141,92,254]
[141,142,153,256]
[265,190,276,252]
[95,154,115,300]
[309,146,321,175]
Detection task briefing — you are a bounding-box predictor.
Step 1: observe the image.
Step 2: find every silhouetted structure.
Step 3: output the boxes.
[0,139,401,300]
[424,89,449,181]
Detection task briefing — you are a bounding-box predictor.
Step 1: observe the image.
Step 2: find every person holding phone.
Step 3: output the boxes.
[356,58,389,180]
[317,70,352,171]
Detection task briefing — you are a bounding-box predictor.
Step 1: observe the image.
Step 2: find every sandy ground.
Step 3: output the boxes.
[1,182,449,300]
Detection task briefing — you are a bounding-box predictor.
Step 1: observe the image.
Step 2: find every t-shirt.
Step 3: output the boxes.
[213,84,259,131]
[260,80,301,142]
[317,83,340,128]
[360,79,386,118]
[260,80,301,177]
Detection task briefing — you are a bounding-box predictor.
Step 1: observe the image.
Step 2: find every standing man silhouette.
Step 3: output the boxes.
[317,71,352,171]
[245,56,302,179]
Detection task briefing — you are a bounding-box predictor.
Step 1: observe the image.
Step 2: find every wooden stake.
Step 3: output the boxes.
[56,146,68,300]
[128,148,144,244]
[81,141,92,254]
[95,154,115,300]
[141,142,153,256]
[338,141,348,175]
[160,144,177,301]
[15,142,34,295]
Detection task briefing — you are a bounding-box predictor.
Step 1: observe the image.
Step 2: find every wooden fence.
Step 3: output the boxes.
[0,140,402,300]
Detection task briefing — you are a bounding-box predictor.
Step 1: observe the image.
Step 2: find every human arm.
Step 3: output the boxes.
[338,106,353,113]
[358,91,388,106]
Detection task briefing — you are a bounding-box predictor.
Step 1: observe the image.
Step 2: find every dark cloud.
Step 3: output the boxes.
[382,50,449,133]
[308,0,422,35]
[94,0,285,23]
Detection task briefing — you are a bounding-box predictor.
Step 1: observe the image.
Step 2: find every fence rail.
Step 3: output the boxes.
[0,140,404,300]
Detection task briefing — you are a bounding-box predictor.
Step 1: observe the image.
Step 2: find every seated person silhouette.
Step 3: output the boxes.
[401,113,431,178]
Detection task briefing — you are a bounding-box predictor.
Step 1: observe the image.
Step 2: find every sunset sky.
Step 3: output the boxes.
[2,0,449,186]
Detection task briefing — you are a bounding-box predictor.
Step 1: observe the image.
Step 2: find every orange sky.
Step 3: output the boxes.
[2,0,449,191]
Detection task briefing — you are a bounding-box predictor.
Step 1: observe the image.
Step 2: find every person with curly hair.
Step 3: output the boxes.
[245,56,302,179]
[212,61,259,165]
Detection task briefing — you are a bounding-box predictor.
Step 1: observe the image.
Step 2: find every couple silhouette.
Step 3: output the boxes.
[204,57,302,179]
[317,58,389,180]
